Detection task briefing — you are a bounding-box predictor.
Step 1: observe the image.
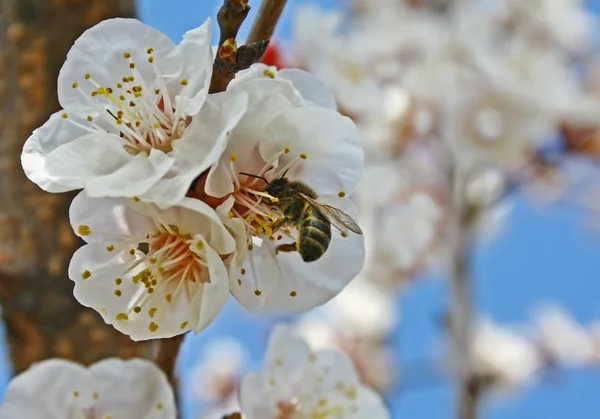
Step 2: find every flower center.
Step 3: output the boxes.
[65,49,191,155]
[133,224,207,292]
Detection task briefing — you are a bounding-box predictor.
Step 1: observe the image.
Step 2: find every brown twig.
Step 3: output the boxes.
[154,334,185,387]
[246,0,288,44]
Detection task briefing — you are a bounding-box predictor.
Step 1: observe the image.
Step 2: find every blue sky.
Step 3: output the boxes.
[135,1,600,418]
[1,1,600,418]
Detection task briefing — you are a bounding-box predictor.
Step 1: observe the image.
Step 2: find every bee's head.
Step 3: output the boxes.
[264,177,289,198]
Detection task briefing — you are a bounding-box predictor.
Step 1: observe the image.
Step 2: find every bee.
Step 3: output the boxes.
[242,173,363,262]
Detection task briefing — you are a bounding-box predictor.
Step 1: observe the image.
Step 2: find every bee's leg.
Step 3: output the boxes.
[275,243,298,254]
[269,217,288,233]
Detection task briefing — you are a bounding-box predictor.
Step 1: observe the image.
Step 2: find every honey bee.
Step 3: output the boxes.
[243,173,363,262]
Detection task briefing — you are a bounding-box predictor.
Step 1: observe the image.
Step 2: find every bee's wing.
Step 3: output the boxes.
[300,193,363,235]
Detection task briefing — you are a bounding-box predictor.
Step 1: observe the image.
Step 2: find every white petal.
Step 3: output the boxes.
[45,134,175,198]
[262,198,364,312]
[141,90,248,206]
[69,192,154,243]
[239,372,271,419]
[154,198,236,255]
[193,241,231,333]
[206,79,301,198]
[0,359,95,419]
[260,107,364,196]
[176,18,214,107]
[89,358,175,419]
[21,111,94,192]
[351,387,390,419]
[278,69,337,109]
[57,18,182,116]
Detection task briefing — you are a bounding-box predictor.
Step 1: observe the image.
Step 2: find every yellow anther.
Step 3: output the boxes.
[148,56,154,63]
[241,268,246,275]
[129,248,135,255]
[127,76,134,82]
[283,229,291,235]
[82,270,91,280]
[149,307,157,318]
[147,287,154,294]
[166,293,172,303]
[300,153,307,159]
[269,236,275,241]
[230,153,238,162]
[149,257,157,264]
[106,87,113,94]
[84,73,91,79]
[147,48,154,54]
[254,289,262,296]
[114,290,122,297]
[270,197,279,203]
[263,69,275,79]
[129,101,136,107]
[153,122,161,129]
[237,278,242,286]
[134,92,142,98]
[123,52,131,58]
[115,278,122,285]
[180,78,188,86]
[77,225,91,236]
[341,232,348,238]
[148,322,159,332]
[116,313,128,321]
[267,214,274,221]
[86,115,93,121]
[61,112,68,119]
[116,82,122,88]
[156,402,163,410]
[154,88,160,94]
[93,393,99,400]
[91,91,98,97]
[248,244,254,251]
[73,391,79,397]
[133,196,140,202]
[119,94,126,101]
[133,306,141,313]
[228,211,234,219]
[284,147,290,153]
[196,241,204,250]
[338,191,346,198]
[290,291,297,297]
[344,387,357,400]
[180,321,188,330]
[72,82,79,88]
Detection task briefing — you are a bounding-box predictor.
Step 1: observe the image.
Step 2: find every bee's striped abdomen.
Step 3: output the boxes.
[298,206,331,262]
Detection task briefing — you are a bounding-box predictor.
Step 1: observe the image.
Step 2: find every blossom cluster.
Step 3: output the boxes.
[286,0,600,287]
[460,305,600,392]
[0,325,389,419]
[22,18,366,341]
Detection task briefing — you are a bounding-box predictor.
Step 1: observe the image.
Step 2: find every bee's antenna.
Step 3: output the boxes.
[280,169,290,179]
[239,172,269,184]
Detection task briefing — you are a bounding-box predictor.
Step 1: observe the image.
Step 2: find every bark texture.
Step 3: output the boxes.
[0,0,153,374]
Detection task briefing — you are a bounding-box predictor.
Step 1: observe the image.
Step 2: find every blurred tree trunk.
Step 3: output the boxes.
[0,0,153,374]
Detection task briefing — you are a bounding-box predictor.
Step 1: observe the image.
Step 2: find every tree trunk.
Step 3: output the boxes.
[0,0,153,374]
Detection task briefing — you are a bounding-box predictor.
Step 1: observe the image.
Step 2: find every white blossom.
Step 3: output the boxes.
[68,192,234,340]
[22,18,247,207]
[472,320,542,389]
[188,65,365,313]
[532,304,597,365]
[0,358,175,419]
[239,325,389,419]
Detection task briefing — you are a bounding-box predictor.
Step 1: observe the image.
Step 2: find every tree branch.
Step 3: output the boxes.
[448,171,481,419]
[246,0,287,44]
[154,334,185,387]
